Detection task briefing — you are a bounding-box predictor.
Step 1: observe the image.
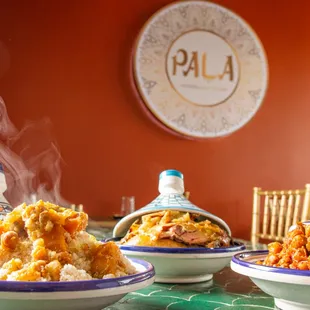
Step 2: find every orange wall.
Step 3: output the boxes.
[1,0,310,239]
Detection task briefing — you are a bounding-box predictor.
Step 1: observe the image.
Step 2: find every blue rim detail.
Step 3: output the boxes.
[0,164,3,173]
[159,170,183,179]
[0,258,154,292]
[232,250,310,276]
[119,241,245,254]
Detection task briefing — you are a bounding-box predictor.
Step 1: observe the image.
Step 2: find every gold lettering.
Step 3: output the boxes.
[183,51,199,77]
[172,50,235,81]
[219,56,234,81]
[202,52,217,80]
[172,49,188,75]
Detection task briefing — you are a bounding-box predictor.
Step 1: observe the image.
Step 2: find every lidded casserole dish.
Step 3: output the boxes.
[112,170,245,283]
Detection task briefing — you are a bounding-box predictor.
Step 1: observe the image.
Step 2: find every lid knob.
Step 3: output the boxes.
[158,169,184,195]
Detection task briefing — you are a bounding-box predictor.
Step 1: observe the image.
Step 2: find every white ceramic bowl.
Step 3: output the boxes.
[288,220,310,232]
[0,258,155,310]
[231,251,310,310]
[112,169,242,283]
[119,241,245,283]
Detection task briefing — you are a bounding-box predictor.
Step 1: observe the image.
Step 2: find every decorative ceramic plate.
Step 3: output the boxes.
[132,1,268,139]
[0,258,155,310]
[231,251,310,310]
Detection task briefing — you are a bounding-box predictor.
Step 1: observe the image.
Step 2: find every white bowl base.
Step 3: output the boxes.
[275,298,310,310]
[0,295,124,310]
[155,273,213,283]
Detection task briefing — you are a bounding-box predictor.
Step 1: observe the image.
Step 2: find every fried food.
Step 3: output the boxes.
[0,200,136,281]
[258,222,310,269]
[120,210,231,248]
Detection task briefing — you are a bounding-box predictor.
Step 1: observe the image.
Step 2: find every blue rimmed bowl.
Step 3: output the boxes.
[231,251,310,310]
[112,203,244,284]
[0,258,155,310]
[112,169,244,283]
[111,238,245,283]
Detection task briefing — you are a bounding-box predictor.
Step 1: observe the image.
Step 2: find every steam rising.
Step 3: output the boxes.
[0,97,70,208]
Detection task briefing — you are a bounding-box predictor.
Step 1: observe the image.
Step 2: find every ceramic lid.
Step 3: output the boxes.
[113,169,231,238]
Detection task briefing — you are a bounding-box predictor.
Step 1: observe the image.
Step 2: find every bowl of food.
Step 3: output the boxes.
[231,222,310,310]
[113,169,245,283]
[0,200,155,310]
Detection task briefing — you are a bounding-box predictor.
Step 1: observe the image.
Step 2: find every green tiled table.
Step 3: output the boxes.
[88,226,272,310]
[106,266,273,310]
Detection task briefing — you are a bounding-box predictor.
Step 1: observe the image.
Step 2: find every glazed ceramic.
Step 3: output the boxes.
[120,242,245,283]
[113,169,231,238]
[132,1,268,139]
[231,251,310,310]
[288,220,310,232]
[113,169,243,283]
[0,258,155,310]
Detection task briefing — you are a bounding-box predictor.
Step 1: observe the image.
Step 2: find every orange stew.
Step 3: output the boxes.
[258,222,310,270]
